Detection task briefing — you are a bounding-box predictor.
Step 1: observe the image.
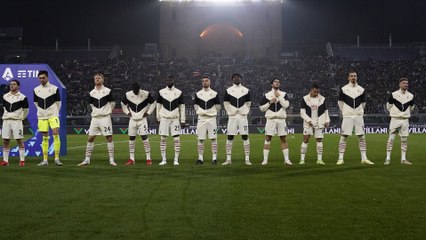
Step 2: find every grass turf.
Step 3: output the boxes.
[1,133,425,240]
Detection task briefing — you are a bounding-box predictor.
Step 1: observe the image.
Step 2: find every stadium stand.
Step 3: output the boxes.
[40,56,424,117]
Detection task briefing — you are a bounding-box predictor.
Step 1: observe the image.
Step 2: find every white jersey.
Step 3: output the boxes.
[223,84,251,117]
[194,87,221,120]
[156,86,185,123]
[259,89,289,119]
[338,83,366,117]
[2,91,29,120]
[89,85,115,117]
[300,94,330,128]
[33,82,61,119]
[386,89,415,119]
[121,89,156,121]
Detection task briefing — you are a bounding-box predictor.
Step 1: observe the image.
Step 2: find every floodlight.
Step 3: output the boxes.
[159,0,284,3]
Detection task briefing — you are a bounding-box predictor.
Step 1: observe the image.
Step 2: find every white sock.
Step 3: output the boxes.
[282,148,289,161]
[263,149,270,161]
[197,140,204,161]
[401,137,408,161]
[338,136,347,160]
[19,148,25,161]
[211,139,218,160]
[129,140,135,160]
[386,134,396,160]
[243,139,250,161]
[160,136,167,161]
[107,142,115,162]
[359,136,367,160]
[263,140,270,161]
[143,139,151,160]
[85,142,94,162]
[300,142,308,161]
[173,137,180,161]
[226,139,233,161]
[316,142,323,161]
[3,148,10,162]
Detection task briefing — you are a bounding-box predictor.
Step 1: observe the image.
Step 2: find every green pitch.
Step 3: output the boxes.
[1,134,425,240]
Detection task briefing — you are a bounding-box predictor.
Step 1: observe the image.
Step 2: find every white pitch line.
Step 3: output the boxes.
[67,136,204,150]
[67,140,129,150]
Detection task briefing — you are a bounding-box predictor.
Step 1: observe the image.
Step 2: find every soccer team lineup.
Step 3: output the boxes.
[1,69,415,167]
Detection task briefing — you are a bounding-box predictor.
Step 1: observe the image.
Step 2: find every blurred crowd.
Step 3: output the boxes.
[47,56,426,116]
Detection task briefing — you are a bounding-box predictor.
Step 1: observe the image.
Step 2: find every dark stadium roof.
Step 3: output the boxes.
[1,0,425,47]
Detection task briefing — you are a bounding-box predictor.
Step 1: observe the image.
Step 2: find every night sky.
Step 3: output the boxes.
[1,0,425,47]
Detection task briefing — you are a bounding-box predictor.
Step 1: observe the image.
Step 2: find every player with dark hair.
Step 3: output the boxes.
[157,76,185,166]
[121,82,156,165]
[1,80,29,166]
[337,71,373,165]
[259,78,292,165]
[299,84,330,165]
[34,70,62,166]
[194,76,221,164]
[385,78,415,165]
[222,73,251,165]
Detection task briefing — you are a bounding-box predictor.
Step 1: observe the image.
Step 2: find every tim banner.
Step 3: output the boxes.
[0,64,67,157]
